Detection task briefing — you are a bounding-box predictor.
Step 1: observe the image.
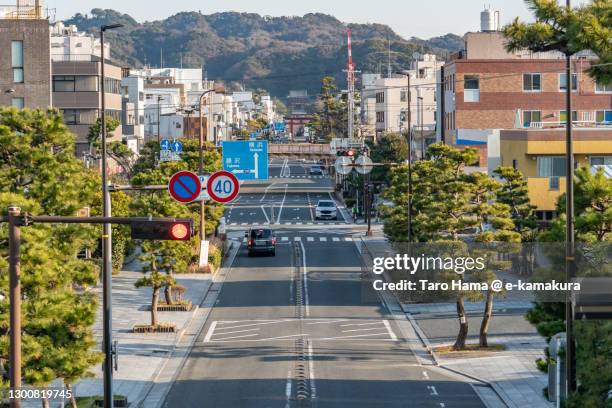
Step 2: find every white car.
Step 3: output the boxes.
[315,200,337,220]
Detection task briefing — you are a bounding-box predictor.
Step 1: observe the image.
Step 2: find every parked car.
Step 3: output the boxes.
[315,200,338,220]
[245,228,276,256]
[309,165,324,175]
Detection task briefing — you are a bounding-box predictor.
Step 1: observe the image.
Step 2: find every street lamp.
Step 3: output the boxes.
[198,85,225,248]
[396,70,412,242]
[100,22,123,408]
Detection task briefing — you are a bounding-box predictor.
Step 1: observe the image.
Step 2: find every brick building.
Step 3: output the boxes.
[441,31,611,173]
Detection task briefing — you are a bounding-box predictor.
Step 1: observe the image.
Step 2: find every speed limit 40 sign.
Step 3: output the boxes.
[207,171,240,203]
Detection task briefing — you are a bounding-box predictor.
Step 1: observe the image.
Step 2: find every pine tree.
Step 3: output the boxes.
[0,107,102,403]
[503,0,611,84]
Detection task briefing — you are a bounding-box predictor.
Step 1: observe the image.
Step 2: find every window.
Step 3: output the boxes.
[596,110,612,124]
[537,156,565,177]
[375,92,385,103]
[590,156,612,166]
[523,110,541,127]
[559,110,578,123]
[376,111,385,123]
[61,109,99,125]
[400,91,407,102]
[103,78,122,94]
[53,76,98,92]
[559,73,577,91]
[464,75,480,102]
[595,81,612,93]
[11,97,24,109]
[11,41,24,83]
[523,73,541,91]
[105,109,121,122]
[512,159,518,170]
[139,92,144,101]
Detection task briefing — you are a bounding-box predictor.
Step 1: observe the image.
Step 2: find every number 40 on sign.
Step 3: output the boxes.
[206,171,240,204]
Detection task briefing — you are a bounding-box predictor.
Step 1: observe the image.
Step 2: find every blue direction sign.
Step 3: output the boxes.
[160,139,171,151]
[221,140,268,181]
[171,140,183,153]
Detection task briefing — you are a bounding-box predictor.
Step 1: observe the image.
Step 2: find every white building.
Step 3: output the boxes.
[50,22,110,61]
[367,54,443,155]
[120,75,146,153]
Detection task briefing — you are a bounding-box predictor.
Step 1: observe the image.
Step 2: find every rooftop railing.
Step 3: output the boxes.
[0,4,44,19]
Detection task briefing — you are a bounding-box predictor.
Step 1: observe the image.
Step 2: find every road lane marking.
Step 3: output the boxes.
[281,237,289,241]
[307,237,314,242]
[382,320,398,341]
[428,386,439,396]
[332,237,340,242]
[308,342,317,399]
[214,320,295,330]
[319,237,327,242]
[340,322,382,327]
[422,370,429,379]
[285,370,292,408]
[305,319,349,325]
[202,321,218,343]
[318,332,390,340]
[342,327,385,333]
[294,237,301,242]
[212,328,259,335]
[212,333,260,341]
[276,184,288,224]
[344,237,353,242]
[260,205,271,223]
[298,240,310,317]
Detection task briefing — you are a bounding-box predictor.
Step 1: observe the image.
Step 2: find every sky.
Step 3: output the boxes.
[45,0,538,39]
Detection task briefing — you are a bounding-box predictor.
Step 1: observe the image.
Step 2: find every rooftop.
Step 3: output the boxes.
[0,2,45,20]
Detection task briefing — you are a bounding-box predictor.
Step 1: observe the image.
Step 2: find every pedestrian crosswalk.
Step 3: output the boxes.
[239,236,354,243]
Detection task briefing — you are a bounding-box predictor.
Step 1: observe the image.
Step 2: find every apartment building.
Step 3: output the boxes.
[442,9,612,220]
[441,19,610,173]
[0,2,50,109]
[367,54,442,154]
[50,23,123,158]
[499,128,612,221]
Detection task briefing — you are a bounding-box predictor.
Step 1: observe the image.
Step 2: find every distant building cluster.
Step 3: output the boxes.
[0,1,281,172]
[358,7,611,223]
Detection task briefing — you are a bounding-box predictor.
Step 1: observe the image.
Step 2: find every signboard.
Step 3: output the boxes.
[171,140,183,152]
[198,175,210,201]
[168,171,201,203]
[222,140,269,181]
[207,171,240,203]
[160,139,171,151]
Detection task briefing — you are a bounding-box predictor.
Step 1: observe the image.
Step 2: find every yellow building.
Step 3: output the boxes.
[500,128,612,222]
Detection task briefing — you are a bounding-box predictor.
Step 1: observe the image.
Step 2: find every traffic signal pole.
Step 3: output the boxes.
[1,211,194,408]
[8,207,22,408]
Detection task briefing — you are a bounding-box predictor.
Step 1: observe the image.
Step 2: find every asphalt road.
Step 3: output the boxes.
[163,160,486,408]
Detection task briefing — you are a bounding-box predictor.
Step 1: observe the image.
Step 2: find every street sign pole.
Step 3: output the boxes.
[8,207,21,408]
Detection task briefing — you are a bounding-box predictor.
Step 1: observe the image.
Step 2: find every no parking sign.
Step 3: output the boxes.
[168,171,201,203]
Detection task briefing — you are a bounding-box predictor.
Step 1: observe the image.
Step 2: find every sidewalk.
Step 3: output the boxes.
[72,252,216,406]
[358,234,553,408]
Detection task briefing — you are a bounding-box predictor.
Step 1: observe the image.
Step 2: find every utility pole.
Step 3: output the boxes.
[100,23,123,408]
[404,72,413,242]
[345,29,357,140]
[8,206,21,408]
[564,0,576,398]
[157,95,162,145]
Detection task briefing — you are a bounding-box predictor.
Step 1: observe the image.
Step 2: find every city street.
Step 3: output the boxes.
[163,160,486,408]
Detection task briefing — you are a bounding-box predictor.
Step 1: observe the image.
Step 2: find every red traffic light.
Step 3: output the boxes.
[131,220,194,241]
[169,223,190,240]
[347,149,354,157]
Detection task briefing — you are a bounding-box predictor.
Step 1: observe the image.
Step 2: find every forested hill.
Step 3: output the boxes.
[65,9,463,96]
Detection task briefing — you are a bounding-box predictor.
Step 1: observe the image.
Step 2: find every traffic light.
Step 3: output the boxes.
[130,219,194,241]
[336,149,355,157]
